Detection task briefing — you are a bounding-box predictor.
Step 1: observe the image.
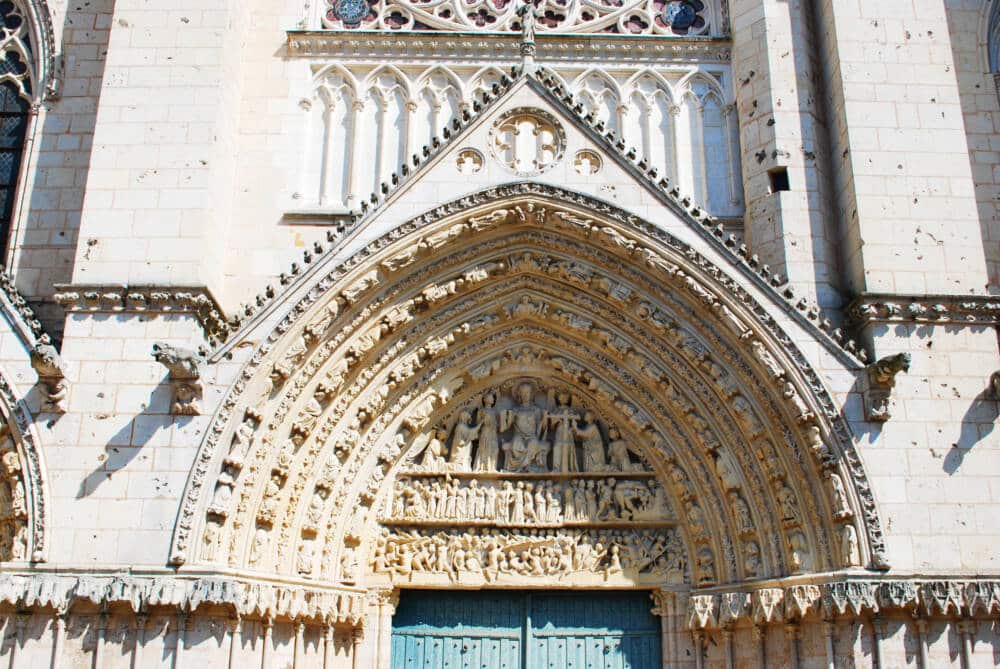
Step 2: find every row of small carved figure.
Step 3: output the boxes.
[386,476,672,525]
[373,527,691,583]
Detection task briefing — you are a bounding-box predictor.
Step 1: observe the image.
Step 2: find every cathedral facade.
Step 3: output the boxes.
[0,0,993,666]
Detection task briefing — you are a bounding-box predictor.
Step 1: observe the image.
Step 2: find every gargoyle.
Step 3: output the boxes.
[30,343,68,412]
[864,352,911,421]
[152,342,203,415]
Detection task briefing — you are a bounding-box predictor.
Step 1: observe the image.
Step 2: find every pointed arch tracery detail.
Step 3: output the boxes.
[172,184,886,594]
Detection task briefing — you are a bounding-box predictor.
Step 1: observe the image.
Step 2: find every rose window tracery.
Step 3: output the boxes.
[321,0,716,35]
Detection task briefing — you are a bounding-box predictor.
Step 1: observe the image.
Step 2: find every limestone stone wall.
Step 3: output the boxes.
[8,0,113,338]
[944,0,1000,293]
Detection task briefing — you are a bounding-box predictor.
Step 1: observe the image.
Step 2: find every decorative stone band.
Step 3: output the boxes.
[0,272,50,346]
[285,31,733,65]
[685,578,1000,629]
[0,572,366,625]
[52,284,232,346]
[846,294,1000,328]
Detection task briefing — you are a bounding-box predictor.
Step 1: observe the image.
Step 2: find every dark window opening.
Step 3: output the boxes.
[0,82,29,261]
[768,166,790,193]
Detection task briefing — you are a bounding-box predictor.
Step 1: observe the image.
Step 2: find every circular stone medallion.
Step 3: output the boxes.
[489,107,566,176]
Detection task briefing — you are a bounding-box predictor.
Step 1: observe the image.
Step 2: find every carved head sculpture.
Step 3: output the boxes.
[608,425,620,440]
[482,391,496,408]
[458,409,472,424]
[517,382,534,405]
[583,410,595,423]
[557,391,570,407]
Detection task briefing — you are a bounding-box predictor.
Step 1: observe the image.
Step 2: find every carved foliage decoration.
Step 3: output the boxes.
[0,364,47,562]
[172,185,886,588]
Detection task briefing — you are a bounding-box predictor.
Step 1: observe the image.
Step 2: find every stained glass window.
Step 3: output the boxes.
[0,82,29,260]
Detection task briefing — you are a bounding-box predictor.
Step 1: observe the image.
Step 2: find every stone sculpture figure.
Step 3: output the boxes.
[501,382,548,471]
[839,523,860,567]
[607,427,636,472]
[575,411,606,472]
[546,392,579,473]
[472,392,500,472]
[828,472,852,519]
[420,428,449,469]
[449,410,481,471]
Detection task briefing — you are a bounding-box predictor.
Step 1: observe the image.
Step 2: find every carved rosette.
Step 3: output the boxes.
[171,185,887,593]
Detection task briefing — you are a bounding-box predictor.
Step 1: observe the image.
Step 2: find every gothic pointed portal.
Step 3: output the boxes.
[171,184,886,597]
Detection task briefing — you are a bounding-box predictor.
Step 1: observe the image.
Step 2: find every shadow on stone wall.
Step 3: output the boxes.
[17,0,116,343]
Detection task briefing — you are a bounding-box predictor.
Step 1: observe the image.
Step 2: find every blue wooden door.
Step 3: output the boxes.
[391,591,660,669]
[391,591,524,669]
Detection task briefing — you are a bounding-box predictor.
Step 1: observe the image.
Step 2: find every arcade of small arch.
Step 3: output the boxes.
[175,186,886,598]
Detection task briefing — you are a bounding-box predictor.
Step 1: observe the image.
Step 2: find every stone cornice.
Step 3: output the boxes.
[846,293,1000,328]
[285,30,732,65]
[685,576,1000,629]
[0,571,365,624]
[52,284,232,346]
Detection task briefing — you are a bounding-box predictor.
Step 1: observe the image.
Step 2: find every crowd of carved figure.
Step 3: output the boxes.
[0,436,28,561]
[386,475,673,524]
[372,526,689,583]
[411,382,646,475]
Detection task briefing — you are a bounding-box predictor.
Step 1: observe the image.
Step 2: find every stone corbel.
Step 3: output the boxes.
[29,343,68,412]
[862,353,911,421]
[152,343,204,415]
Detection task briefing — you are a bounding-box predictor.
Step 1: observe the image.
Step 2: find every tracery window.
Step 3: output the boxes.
[0,83,29,258]
[0,0,38,261]
[989,0,1000,73]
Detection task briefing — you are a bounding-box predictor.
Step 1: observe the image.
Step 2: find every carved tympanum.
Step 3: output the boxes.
[373,378,692,586]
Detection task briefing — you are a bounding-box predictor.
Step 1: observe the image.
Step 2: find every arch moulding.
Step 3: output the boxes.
[170,183,887,598]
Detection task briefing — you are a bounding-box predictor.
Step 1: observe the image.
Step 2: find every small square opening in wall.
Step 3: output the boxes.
[768,167,790,193]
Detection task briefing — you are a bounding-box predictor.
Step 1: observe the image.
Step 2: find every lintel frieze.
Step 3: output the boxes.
[52,284,232,345]
[846,293,1000,328]
[0,571,365,625]
[685,577,1000,629]
[285,31,733,65]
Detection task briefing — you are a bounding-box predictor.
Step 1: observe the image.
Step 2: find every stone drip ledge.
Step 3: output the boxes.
[845,293,1000,329]
[0,571,365,625]
[684,577,1000,630]
[284,30,732,65]
[52,284,232,347]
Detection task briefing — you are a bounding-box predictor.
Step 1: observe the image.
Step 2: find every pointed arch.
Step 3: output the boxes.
[676,71,725,105]
[468,66,508,103]
[0,0,59,101]
[415,66,465,102]
[170,184,886,593]
[313,63,360,98]
[623,68,676,104]
[363,64,413,101]
[0,362,49,563]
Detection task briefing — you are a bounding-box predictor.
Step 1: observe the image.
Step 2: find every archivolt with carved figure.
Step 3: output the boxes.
[173,184,884,597]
